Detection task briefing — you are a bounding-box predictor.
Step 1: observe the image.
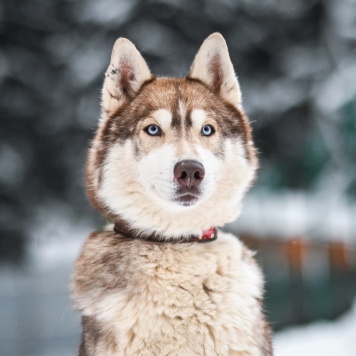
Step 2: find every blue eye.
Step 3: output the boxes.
[145,124,161,136]
[201,125,215,137]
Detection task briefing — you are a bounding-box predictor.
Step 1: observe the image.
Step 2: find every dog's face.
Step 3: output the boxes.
[87,33,258,238]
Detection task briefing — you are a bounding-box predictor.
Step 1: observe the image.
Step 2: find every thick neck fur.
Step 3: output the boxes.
[73,230,272,355]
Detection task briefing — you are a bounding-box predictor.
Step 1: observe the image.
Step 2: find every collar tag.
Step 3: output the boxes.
[201,227,217,240]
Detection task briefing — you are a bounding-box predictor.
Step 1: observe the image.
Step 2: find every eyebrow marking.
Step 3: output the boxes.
[152,109,172,130]
[191,109,207,130]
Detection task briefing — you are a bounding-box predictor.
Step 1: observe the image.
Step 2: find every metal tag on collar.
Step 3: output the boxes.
[200,227,217,241]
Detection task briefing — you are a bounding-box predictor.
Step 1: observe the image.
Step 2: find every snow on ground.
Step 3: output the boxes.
[274,299,356,356]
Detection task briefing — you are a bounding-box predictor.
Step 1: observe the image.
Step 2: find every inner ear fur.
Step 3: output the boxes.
[188,33,242,110]
[102,38,153,117]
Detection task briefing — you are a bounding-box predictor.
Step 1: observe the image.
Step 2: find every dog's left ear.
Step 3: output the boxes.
[188,33,242,109]
[102,38,153,117]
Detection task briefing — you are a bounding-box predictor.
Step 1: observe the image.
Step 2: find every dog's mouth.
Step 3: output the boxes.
[175,193,199,206]
[174,186,201,206]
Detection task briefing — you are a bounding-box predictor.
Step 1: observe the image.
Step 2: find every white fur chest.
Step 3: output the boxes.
[73,231,267,356]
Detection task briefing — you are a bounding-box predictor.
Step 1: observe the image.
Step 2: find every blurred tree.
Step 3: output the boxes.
[0,0,355,262]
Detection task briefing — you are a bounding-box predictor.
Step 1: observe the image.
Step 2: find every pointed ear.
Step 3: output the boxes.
[188,33,242,109]
[102,38,153,116]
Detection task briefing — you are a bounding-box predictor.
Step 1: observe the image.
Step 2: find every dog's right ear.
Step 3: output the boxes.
[188,33,242,110]
[102,38,152,116]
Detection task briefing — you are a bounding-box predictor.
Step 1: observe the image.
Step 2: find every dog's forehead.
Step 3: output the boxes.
[137,78,236,127]
[140,78,212,107]
[150,108,207,136]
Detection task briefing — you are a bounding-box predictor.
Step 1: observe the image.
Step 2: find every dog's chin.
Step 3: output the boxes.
[174,193,200,207]
[152,184,206,208]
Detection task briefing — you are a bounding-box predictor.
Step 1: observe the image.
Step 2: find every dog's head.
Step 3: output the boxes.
[86,33,258,238]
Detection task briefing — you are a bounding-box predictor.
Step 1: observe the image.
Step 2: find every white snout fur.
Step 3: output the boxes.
[97,137,254,238]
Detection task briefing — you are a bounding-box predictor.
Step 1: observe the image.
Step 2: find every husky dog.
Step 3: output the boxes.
[72,33,272,355]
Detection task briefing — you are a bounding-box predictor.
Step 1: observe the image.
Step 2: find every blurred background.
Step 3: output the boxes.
[1,0,355,355]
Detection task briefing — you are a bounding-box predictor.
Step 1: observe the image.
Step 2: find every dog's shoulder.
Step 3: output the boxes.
[72,230,264,312]
[72,231,129,311]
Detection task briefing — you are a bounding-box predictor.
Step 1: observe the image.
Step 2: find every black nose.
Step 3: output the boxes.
[174,160,205,188]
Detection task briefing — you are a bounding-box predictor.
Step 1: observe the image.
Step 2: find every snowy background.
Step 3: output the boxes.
[1,0,356,355]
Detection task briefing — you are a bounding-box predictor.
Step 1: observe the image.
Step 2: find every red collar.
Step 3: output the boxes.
[113,222,218,243]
